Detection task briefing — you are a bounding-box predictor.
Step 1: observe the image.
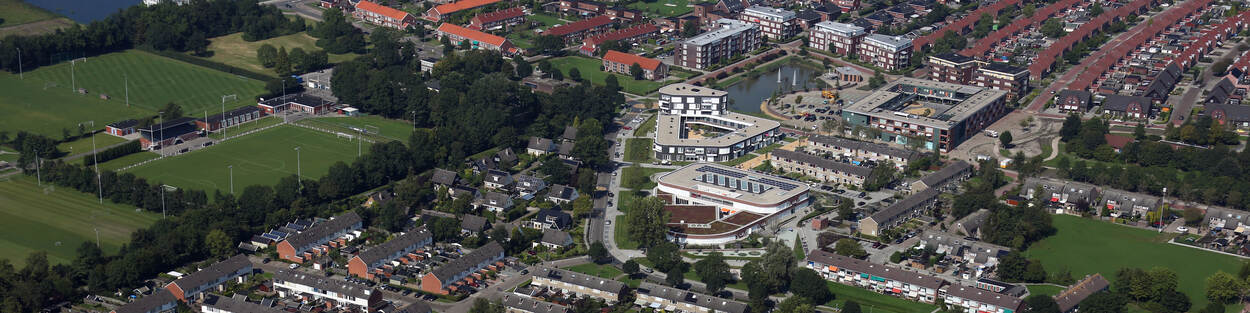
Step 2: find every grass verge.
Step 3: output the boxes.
[624,138,654,163]
[633,115,656,137]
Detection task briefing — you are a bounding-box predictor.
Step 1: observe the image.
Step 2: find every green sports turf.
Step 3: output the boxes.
[125,125,367,195]
[625,0,694,17]
[97,152,161,172]
[1024,215,1243,309]
[304,115,419,142]
[0,175,159,266]
[56,132,129,157]
[0,72,150,138]
[0,0,60,27]
[23,50,267,115]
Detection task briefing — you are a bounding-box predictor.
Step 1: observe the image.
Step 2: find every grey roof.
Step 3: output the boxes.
[844,78,1006,130]
[462,214,489,232]
[806,250,946,289]
[113,289,177,313]
[952,209,989,236]
[431,168,459,186]
[395,301,433,313]
[514,175,546,190]
[558,141,575,156]
[482,192,513,207]
[169,254,252,292]
[534,209,573,229]
[540,229,573,247]
[808,135,918,160]
[944,284,1022,310]
[813,21,865,37]
[201,294,284,313]
[430,241,504,281]
[562,126,578,141]
[548,184,578,201]
[864,34,911,51]
[1021,177,1098,203]
[1206,78,1234,104]
[658,83,728,97]
[637,282,749,313]
[497,148,518,164]
[919,160,972,187]
[743,6,796,20]
[108,119,139,129]
[487,169,513,185]
[1099,93,1153,113]
[685,19,758,46]
[537,266,627,293]
[283,212,362,250]
[529,137,555,152]
[1206,103,1250,122]
[1100,189,1160,210]
[930,52,974,65]
[199,106,261,125]
[1054,274,1110,313]
[273,269,376,299]
[917,230,1010,262]
[771,149,872,177]
[355,226,432,269]
[502,294,568,313]
[866,188,939,224]
[1057,89,1092,109]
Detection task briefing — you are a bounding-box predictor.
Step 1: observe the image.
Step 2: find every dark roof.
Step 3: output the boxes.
[808,135,918,160]
[169,254,252,292]
[795,9,821,21]
[558,141,575,156]
[431,168,459,186]
[461,214,489,232]
[546,15,613,36]
[534,208,573,228]
[918,160,971,187]
[258,93,329,108]
[867,188,939,224]
[497,148,518,163]
[771,149,873,177]
[953,209,989,235]
[273,269,376,299]
[1100,93,1153,113]
[944,285,1022,310]
[540,229,573,246]
[139,117,199,141]
[282,212,362,250]
[978,62,1027,76]
[139,117,198,132]
[108,119,139,129]
[1206,78,1234,104]
[482,192,513,207]
[201,294,284,313]
[113,289,177,313]
[638,282,748,313]
[355,226,432,269]
[537,266,627,293]
[806,250,946,289]
[548,184,578,201]
[395,301,433,313]
[1056,89,1091,107]
[199,106,261,125]
[1206,103,1250,122]
[502,294,568,313]
[931,52,975,64]
[528,137,554,151]
[562,126,578,141]
[1055,274,1110,312]
[429,241,504,281]
[718,0,744,13]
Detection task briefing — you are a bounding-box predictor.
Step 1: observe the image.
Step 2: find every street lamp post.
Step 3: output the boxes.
[160,185,166,219]
[83,121,101,204]
[157,111,165,154]
[295,146,302,182]
[228,165,234,194]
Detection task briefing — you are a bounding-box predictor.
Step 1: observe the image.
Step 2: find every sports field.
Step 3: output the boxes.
[547,56,680,95]
[303,115,418,142]
[0,175,159,266]
[125,125,367,194]
[0,72,151,138]
[56,132,129,157]
[97,152,161,172]
[200,32,359,76]
[23,50,267,114]
[1024,215,1243,310]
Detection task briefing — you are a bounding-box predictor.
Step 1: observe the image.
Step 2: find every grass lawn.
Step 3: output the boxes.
[548,56,675,95]
[566,263,624,279]
[0,72,151,138]
[0,0,61,27]
[621,166,669,190]
[0,175,159,266]
[304,115,417,142]
[633,115,656,137]
[527,13,568,27]
[24,50,267,114]
[97,152,161,172]
[507,32,535,49]
[625,0,695,17]
[1025,285,1066,297]
[824,282,938,313]
[624,138,654,163]
[126,125,366,195]
[1024,215,1243,309]
[721,153,758,167]
[56,133,130,157]
[200,32,358,76]
[613,215,640,250]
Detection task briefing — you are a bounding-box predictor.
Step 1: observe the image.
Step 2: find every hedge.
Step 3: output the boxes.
[84,140,142,166]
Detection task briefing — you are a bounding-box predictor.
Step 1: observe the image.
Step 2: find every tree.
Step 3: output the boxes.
[869,71,886,88]
[756,240,797,292]
[791,268,833,303]
[842,301,862,313]
[275,47,290,75]
[1134,123,1147,140]
[1022,294,1060,313]
[1041,18,1066,38]
[568,68,582,81]
[159,102,185,120]
[626,196,671,248]
[647,242,685,273]
[604,75,620,91]
[1024,259,1047,283]
[514,56,533,78]
[694,253,733,293]
[534,35,564,54]
[863,163,897,191]
[1000,131,1013,147]
[257,44,278,68]
[630,63,644,80]
[1079,292,1127,313]
[589,242,611,264]
[469,299,503,313]
[205,229,233,260]
[1090,2,1103,16]
[1201,303,1226,313]
[665,266,684,286]
[1061,114,1083,141]
[185,31,209,56]
[834,238,868,259]
[623,260,640,276]
[682,19,700,38]
[1205,271,1245,304]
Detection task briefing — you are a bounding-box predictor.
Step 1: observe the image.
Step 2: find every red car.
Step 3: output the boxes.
[623,126,633,130]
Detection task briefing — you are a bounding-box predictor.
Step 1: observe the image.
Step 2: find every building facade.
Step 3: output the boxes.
[675,19,762,69]
[840,78,1008,152]
[530,267,627,303]
[739,6,800,40]
[273,270,382,310]
[347,226,433,280]
[768,149,871,187]
[420,242,506,294]
[468,7,526,30]
[355,1,415,29]
[437,23,518,54]
[858,34,912,71]
[603,50,668,80]
[806,250,946,304]
[656,163,811,244]
[809,21,865,55]
[652,83,781,162]
[275,212,363,263]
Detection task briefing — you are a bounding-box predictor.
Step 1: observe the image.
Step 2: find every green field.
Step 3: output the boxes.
[567,263,625,279]
[621,166,669,190]
[633,115,656,137]
[624,138,654,163]
[0,72,151,138]
[626,0,694,17]
[0,0,61,27]
[0,176,159,266]
[825,282,938,313]
[613,215,640,250]
[304,115,417,141]
[97,152,161,172]
[24,50,267,114]
[529,13,569,27]
[1024,215,1243,310]
[200,32,359,76]
[1025,285,1066,297]
[126,125,367,194]
[56,132,129,157]
[548,56,677,95]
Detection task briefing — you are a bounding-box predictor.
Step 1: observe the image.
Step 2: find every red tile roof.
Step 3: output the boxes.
[431,0,502,16]
[437,23,508,47]
[582,23,658,47]
[471,7,525,25]
[356,0,411,21]
[1028,0,1155,80]
[545,15,613,37]
[1067,0,1211,91]
[603,50,661,71]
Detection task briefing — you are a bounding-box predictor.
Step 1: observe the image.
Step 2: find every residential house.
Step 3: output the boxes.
[602,51,669,80]
[806,135,918,169]
[916,231,1010,269]
[540,229,574,249]
[580,23,659,55]
[276,212,363,263]
[502,294,569,313]
[436,23,518,54]
[544,16,614,43]
[951,209,989,238]
[355,0,415,29]
[1020,177,1100,209]
[768,149,872,187]
[1055,274,1110,313]
[531,267,627,303]
[426,0,502,22]
[1055,90,1092,112]
[1100,94,1155,120]
[468,7,526,31]
[547,184,579,204]
[529,208,573,230]
[1205,103,1250,130]
[111,289,178,313]
[273,269,383,310]
[636,282,749,313]
[909,161,972,193]
[1205,207,1250,231]
[1100,189,1160,217]
[528,137,556,155]
[942,285,1023,313]
[485,169,514,190]
[200,294,284,313]
[805,250,947,304]
[461,214,489,234]
[347,226,433,280]
[420,242,506,294]
[164,254,253,302]
[858,188,940,237]
[431,168,460,190]
[478,191,515,213]
[514,174,548,194]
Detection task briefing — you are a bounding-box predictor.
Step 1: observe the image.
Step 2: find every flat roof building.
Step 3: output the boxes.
[656,163,811,244]
[809,21,865,55]
[653,84,781,162]
[675,19,762,69]
[739,6,799,40]
[858,34,912,71]
[841,77,1008,152]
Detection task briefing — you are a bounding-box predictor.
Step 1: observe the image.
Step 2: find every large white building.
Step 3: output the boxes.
[656,163,810,245]
[858,34,913,71]
[809,21,865,55]
[739,6,800,40]
[652,83,781,162]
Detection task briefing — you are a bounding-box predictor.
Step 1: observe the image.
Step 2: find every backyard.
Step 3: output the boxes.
[625,0,698,17]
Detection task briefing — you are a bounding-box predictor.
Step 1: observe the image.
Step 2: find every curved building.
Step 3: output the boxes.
[653,83,782,162]
[656,163,810,245]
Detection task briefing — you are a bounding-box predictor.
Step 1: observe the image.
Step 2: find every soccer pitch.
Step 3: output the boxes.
[0,176,159,266]
[0,72,150,138]
[126,125,368,195]
[23,50,267,114]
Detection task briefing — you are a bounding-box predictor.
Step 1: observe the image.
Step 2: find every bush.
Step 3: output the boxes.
[84,140,142,166]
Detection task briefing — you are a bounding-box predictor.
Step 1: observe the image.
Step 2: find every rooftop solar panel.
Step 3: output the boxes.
[757,178,798,191]
[696,165,747,178]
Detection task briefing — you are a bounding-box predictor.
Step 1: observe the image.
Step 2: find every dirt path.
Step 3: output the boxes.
[0,18,75,38]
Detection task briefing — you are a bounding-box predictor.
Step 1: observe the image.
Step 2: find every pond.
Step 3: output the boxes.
[725,62,828,113]
[27,0,141,24]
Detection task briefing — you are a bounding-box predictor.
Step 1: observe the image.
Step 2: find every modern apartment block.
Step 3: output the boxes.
[974,63,1030,102]
[675,19,762,69]
[841,78,1008,152]
[809,21,865,55]
[858,34,912,71]
[927,53,979,85]
[652,83,781,162]
[928,54,1031,102]
[738,6,800,40]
